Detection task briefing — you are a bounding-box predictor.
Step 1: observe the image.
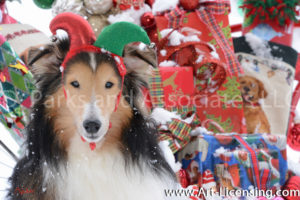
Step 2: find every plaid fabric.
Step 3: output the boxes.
[149,68,201,153]
[158,113,201,153]
[234,135,261,189]
[0,40,34,145]
[201,1,231,14]
[160,0,243,76]
[149,68,165,108]
[159,119,192,153]
[168,118,192,142]
[260,169,271,191]
[196,8,243,76]
[164,6,186,29]
[167,106,195,118]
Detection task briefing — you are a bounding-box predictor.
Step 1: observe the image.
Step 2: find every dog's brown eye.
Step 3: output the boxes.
[71,81,80,88]
[105,81,114,89]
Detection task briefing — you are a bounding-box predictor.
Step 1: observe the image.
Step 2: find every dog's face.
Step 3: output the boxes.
[27,39,156,148]
[64,60,122,143]
[239,76,268,103]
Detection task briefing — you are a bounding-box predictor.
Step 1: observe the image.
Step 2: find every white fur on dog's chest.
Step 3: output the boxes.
[57,138,169,200]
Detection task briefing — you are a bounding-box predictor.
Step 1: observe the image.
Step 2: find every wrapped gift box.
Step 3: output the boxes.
[149,2,246,134]
[158,66,194,110]
[177,133,288,194]
[0,35,34,145]
[147,66,194,110]
[148,67,197,153]
[155,11,233,66]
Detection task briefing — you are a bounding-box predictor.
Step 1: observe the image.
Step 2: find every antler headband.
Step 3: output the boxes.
[49,13,151,150]
[50,12,150,111]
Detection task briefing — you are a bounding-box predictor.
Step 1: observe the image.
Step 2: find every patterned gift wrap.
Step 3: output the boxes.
[177,133,288,195]
[151,0,246,134]
[0,36,35,145]
[149,67,199,153]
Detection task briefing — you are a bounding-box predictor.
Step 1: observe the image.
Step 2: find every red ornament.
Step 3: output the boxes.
[0,0,5,6]
[147,28,159,44]
[141,12,155,29]
[113,0,117,7]
[179,0,199,11]
[284,176,300,200]
[145,0,155,7]
[119,3,131,10]
[288,123,300,151]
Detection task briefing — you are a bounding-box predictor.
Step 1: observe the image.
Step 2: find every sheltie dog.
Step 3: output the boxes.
[7,38,176,200]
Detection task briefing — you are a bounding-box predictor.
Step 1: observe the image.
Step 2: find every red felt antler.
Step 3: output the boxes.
[50,12,96,50]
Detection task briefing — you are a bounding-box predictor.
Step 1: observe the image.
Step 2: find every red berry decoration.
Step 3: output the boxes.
[119,3,131,10]
[145,0,155,7]
[288,123,300,151]
[141,12,155,29]
[147,28,159,44]
[179,0,199,11]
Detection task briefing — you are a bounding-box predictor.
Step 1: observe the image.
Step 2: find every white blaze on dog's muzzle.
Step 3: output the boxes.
[50,12,150,151]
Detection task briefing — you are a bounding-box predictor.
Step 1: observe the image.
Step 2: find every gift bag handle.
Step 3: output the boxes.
[233,135,261,189]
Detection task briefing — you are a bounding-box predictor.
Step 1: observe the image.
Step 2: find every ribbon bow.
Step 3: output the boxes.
[160,0,242,77]
[149,68,201,153]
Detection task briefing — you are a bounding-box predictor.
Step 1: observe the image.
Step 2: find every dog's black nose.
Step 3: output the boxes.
[83,120,101,133]
[243,86,250,92]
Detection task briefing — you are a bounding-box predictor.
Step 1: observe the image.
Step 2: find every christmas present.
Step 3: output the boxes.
[148,0,246,134]
[152,0,242,76]
[241,0,299,47]
[0,34,35,145]
[149,67,199,153]
[233,35,298,135]
[151,66,194,110]
[177,133,288,196]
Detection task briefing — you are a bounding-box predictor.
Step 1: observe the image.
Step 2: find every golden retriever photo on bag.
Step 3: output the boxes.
[240,76,270,134]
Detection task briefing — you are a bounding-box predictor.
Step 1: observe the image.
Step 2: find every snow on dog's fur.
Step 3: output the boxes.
[7,38,176,200]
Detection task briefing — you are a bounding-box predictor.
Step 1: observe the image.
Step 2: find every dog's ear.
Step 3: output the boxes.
[123,43,157,115]
[27,38,70,80]
[257,79,268,99]
[123,42,157,82]
[123,42,157,90]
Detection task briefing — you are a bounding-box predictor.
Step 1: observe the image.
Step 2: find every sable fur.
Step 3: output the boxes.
[7,39,175,200]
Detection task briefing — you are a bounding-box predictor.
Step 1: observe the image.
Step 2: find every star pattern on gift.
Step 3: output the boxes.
[162,71,179,91]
